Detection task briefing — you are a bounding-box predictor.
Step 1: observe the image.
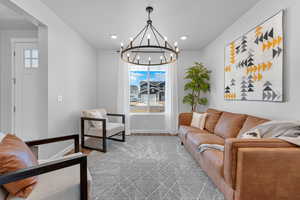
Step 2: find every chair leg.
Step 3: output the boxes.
[122,131,126,142]
[81,118,85,149]
[80,156,88,200]
[102,131,107,153]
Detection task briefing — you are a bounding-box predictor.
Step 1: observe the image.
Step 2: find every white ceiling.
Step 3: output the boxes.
[41,0,261,50]
[0,3,37,30]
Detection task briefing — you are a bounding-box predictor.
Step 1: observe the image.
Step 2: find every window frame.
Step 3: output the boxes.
[24,48,39,69]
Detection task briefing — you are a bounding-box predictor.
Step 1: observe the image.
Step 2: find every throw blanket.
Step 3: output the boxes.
[198,144,224,153]
[197,120,300,153]
[239,120,300,146]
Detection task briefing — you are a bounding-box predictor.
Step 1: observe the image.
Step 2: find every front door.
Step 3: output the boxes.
[13,41,40,140]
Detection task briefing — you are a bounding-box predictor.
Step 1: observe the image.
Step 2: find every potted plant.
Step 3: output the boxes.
[183,62,211,112]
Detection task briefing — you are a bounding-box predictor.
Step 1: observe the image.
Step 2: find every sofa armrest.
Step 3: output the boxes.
[224,138,296,189]
[178,113,193,127]
[234,147,300,200]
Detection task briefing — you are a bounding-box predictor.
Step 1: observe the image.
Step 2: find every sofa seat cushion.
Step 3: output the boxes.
[186,132,224,151]
[179,126,211,143]
[85,123,124,137]
[204,109,223,132]
[238,115,269,136]
[201,149,224,178]
[214,112,247,139]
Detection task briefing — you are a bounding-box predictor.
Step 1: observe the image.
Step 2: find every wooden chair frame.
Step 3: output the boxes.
[81,113,126,153]
[0,134,88,200]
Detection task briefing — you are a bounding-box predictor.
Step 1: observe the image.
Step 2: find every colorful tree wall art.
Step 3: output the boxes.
[224,10,283,102]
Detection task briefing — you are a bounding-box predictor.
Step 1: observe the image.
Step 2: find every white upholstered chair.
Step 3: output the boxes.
[81,109,126,153]
[0,135,92,200]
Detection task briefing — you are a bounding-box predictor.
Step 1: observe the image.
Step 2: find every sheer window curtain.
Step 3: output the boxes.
[117,59,131,135]
[165,63,179,134]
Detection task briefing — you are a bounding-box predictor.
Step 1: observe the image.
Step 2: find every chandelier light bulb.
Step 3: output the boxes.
[120,42,124,48]
[164,36,168,48]
[160,56,163,60]
[129,37,133,47]
[176,47,179,52]
[174,41,178,47]
[127,53,130,57]
[147,34,151,46]
[149,56,151,61]
[137,56,140,60]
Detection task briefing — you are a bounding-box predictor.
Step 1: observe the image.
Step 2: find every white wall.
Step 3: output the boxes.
[198,0,300,120]
[97,50,202,133]
[8,0,98,157]
[97,51,119,113]
[0,30,38,132]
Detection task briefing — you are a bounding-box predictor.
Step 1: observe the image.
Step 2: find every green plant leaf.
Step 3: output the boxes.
[182,62,211,110]
[198,98,208,105]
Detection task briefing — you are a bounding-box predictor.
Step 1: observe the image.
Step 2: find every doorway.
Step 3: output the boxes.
[11,39,41,140]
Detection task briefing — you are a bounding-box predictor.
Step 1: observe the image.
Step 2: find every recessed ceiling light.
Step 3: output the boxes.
[180,35,188,40]
[110,34,118,39]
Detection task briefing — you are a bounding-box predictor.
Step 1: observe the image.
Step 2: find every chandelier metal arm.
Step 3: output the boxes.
[129,24,148,48]
[132,24,149,63]
[150,25,161,46]
[150,25,167,62]
[151,25,174,49]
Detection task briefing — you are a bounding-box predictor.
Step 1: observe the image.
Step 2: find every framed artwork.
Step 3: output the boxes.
[224,10,284,102]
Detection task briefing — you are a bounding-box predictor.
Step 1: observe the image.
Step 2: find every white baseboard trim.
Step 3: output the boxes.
[131,129,172,134]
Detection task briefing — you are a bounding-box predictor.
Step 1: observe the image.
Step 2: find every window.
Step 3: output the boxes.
[24,49,39,68]
[129,65,166,113]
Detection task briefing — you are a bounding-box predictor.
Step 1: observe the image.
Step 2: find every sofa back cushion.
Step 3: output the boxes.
[0,134,38,198]
[204,109,223,132]
[214,112,247,138]
[238,115,269,135]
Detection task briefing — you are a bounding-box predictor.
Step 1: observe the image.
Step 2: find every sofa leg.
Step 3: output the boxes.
[181,141,184,145]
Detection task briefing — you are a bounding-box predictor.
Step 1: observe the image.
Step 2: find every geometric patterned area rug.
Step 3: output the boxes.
[87,136,224,200]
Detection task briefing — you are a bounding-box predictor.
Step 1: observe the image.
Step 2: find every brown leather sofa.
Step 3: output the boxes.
[179,108,300,200]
